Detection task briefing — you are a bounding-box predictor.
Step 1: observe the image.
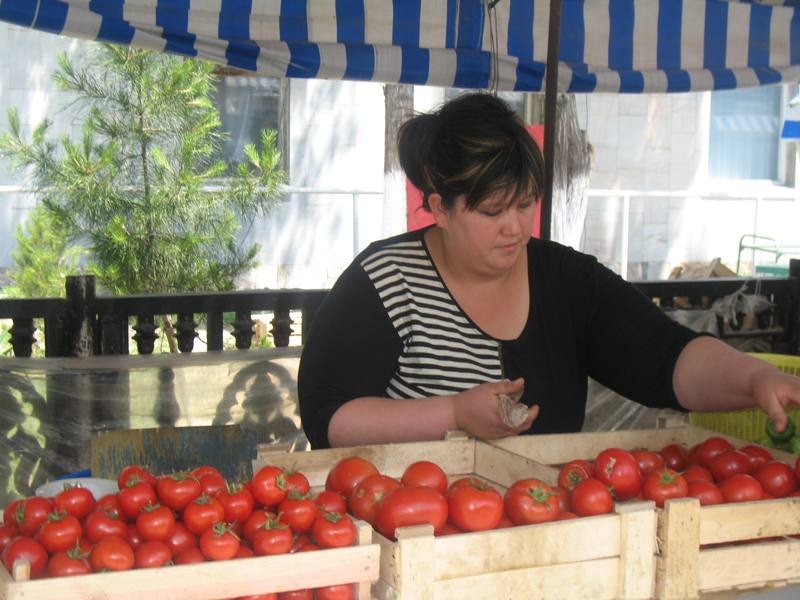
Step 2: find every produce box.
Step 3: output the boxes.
[255,432,658,600]
[0,520,379,600]
[490,423,800,599]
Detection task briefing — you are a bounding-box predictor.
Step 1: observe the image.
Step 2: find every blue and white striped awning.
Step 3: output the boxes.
[1,0,799,93]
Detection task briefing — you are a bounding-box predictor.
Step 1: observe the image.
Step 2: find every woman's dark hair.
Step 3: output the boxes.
[397,93,545,212]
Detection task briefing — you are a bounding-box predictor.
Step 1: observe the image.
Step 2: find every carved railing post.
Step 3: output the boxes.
[9,318,36,358]
[132,315,158,355]
[271,309,293,347]
[65,275,95,358]
[175,313,198,353]
[231,311,255,349]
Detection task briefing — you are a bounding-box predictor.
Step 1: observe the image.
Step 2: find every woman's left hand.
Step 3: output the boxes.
[751,367,800,433]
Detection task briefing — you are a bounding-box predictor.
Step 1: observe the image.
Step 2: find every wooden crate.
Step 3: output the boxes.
[256,433,657,600]
[490,424,800,599]
[0,521,379,600]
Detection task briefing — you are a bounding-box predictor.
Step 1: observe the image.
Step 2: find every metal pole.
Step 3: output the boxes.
[541,0,564,241]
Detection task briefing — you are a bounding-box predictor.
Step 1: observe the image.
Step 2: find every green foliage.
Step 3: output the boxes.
[0,44,286,296]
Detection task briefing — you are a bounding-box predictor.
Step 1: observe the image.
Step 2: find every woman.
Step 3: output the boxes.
[298,93,800,449]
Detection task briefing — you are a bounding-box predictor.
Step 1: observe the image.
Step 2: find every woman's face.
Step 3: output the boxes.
[435,192,536,277]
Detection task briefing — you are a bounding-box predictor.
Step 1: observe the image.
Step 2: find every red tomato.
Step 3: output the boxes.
[156,473,202,512]
[555,511,578,521]
[243,509,276,544]
[349,474,401,525]
[283,470,311,496]
[2,536,48,578]
[219,484,255,524]
[325,457,379,498]
[557,460,593,491]
[754,461,798,498]
[117,480,158,520]
[436,522,464,536]
[697,437,735,469]
[136,504,176,541]
[174,546,206,564]
[278,492,318,533]
[251,466,289,508]
[552,486,571,513]
[314,491,347,514]
[401,461,448,495]
[740,445,774,469]
[53,486,95,521]
[47,547,92,577]
[503,479,560,525]
[118,465,158,490]
[199,522,241,560]
[84,509,127,543]
[682,465,713,484]
[631,450,665,477]
[183,494,225,535]
[237,595,278,600]
[796,456,800,482]
[2,500,23,529]
[374,487,448,540]
[94,494,121,514]
[196,473,227,498]
[570,478,614,517]
[251,518,293,556]
[316,583,354,600]
[278,591,312,600]
[14,497,53,537]
[134,540,172,568]
[659,444,689,471]
[448,476,490,491]
[311,512,357,548]
[0,523,17,554]
[709,450,752,482]
[594,448,642,500]
[125,523,143,549]
[686,443,702,467]
[89,535,135,571]
[165,521,198,555]
[446,480,503,531]
[686,480,723,505]
[718,474,764,503]
[235,545,256,558]
[641,469,689,508]
[37,511,82,553]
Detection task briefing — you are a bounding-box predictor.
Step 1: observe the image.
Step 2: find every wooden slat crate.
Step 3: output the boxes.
[490,423,800,599]
[0,521,379,600]
[255,433,658,600]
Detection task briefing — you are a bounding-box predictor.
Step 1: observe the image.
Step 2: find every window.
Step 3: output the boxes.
[708,85,782,181]
[211,75,288,173]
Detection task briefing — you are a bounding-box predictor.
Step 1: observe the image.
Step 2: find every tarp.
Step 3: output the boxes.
[1,0,798,93]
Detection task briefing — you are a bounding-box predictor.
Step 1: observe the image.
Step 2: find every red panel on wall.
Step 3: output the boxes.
[405,124,544,239]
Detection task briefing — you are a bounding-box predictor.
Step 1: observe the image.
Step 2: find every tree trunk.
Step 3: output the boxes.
[382,84,414,237]
[529,94,593,250]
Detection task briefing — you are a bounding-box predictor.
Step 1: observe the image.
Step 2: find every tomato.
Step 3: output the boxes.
[277,591,312,600]
[283,470,311,496]
[2,536,48,578]
[47,546,92,577]
[682,465,713,484]
[118,465,158,490]
[13,497,53,537]
[84,509,127,543]
[165,521,197,555]
[0,523,18,554]
[718,474,764,503]
[349,474,401,525]
[196,473,227,498]
[448,476,490,491]
[136,504,176,541]
[314,491,347,514]
[446,480,503,531]
[631,450,665,477]
[125,523,143,549]
[117,480,158,520]
[594,448,641,500]
[570,478,614,517]
[251,466,289,508]
[557,460,593,491]
[90,535,134,572]
[183,494,225,535]
[740,445,774,469]
[174,546,206,564]
[53,486,95,521]
[251,518,293,556]
[709,450,752,482]
[374,486,448,540]
[134,540,172,568]
[156,473,202,512]
[401,461,448,495]
[311,512,357,548]
[219,484,255,525]
[237,595,277,600]
[200,522,241,561]
[3,500,23,529]
[235,545,256,558]
[552,486,571,513]
[94,494,121,514]
[278,492,318,533]
[641,469,689,508]
[244,509,276,543]
[697,437,735,469]
[555,511,578,521]
[316,583,354,600]
[659,444,689,471]
[37,511,82,553]
[754,461,798,498]
[686,480,723,505]
[503,479,560,525]
[436,522,463,536]
[325,457,379,498]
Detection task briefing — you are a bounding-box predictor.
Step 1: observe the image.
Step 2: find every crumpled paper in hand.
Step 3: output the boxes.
[498,390,527,428]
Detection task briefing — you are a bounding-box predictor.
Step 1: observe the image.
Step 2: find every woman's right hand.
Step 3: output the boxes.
[452,378,539,439]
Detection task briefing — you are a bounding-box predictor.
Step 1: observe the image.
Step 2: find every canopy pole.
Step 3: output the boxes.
[540,0,563,241]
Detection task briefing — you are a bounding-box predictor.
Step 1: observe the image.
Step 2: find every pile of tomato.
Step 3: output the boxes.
[0,464,360,600]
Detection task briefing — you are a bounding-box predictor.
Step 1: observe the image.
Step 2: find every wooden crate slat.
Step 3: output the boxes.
[474,440,558,487]
[698,497,800,544]
[433,557,622,600]
[616,501,657,600]
[697,540,800,592]
[656,498,701,600]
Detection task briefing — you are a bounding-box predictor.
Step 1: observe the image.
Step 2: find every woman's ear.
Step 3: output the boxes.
[428,193,449,228]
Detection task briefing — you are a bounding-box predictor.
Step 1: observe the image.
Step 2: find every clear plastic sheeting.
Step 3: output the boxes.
[0,348,305,507]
